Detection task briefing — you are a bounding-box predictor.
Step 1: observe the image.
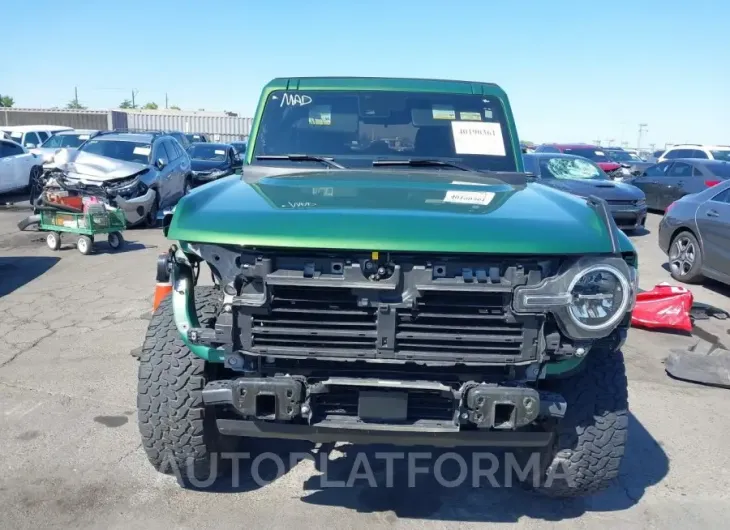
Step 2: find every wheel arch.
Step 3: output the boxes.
[669,225,703,253]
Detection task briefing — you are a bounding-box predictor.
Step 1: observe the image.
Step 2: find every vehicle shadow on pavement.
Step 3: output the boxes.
[93,242,151,255]
[0,256,60,297]
[49,241,151,255]
[295,413,667,522]
[193,413,668,522]
[626,227,651,237]
[700,280,730,300]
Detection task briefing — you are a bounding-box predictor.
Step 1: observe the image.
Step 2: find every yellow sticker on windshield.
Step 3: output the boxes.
[308,105,332,126]
[432,106,456,120]
[459,112,482,121]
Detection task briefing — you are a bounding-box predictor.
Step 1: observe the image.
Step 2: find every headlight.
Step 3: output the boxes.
[208,169,228,179]
[635,198,646,207]
[567,265,630,331]
[107,176,145,196]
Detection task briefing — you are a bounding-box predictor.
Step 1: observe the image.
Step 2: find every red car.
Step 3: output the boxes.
[534,144,623,177]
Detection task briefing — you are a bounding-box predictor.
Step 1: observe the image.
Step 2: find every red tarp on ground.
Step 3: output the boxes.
[631,283,694,332]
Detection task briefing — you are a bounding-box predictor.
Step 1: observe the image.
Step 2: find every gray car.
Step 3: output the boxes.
[56,131,192,227]
[629,159,730,212]
[658,178,730,285]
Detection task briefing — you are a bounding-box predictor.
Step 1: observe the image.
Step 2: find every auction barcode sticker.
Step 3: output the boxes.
[443,190,495,205]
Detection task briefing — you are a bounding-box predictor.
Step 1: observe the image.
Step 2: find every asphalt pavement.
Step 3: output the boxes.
[1,207,729,529]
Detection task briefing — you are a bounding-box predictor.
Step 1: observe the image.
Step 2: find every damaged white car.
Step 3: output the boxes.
[50,131,192,227]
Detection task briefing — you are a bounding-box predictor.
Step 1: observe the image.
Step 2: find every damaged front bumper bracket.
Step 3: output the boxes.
[169,246,225,362]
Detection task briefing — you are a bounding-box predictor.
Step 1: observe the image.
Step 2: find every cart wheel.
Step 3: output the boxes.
[108,231,124,250]
[77,235,93,255]
[46,232,61,251]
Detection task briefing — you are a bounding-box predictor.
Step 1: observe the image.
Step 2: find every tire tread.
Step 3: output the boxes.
[536,348,629,497]
[137,286,221,480]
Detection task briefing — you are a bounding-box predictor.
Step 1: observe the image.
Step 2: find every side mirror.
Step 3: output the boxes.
[156,158,167,170]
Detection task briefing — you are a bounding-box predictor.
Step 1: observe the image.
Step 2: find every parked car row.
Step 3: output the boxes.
[530,141,730,290]
[0,125,73,149]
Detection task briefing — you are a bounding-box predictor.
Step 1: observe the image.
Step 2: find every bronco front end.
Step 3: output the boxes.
[138,77,638,498]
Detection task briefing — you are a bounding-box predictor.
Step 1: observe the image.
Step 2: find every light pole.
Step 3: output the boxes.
[637,123,648,151]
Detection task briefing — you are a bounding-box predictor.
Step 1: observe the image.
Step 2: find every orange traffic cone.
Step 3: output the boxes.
[152,280,173,312]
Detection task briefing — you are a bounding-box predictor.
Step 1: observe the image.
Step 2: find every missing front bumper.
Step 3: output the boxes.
[115,189,156,225]
[202,376,566,446]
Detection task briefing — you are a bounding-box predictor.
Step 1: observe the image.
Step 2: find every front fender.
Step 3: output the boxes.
[170,247,225,362]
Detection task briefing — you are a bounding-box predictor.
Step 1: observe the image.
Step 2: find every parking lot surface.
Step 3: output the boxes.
[1,208,730,529]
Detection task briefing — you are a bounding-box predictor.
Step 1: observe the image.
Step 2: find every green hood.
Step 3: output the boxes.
[168,170,633,254]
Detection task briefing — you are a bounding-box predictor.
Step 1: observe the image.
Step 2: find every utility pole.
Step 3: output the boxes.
[165,93,168,109]
[131,89,138,108]
[637,123,648,151]
[74,86,79,106]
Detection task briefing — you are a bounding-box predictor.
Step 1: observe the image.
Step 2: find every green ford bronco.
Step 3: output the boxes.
[138,77,638,497]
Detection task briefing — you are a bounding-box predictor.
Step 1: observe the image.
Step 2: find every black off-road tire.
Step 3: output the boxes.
[137,286,228,483]
[533,348,629,497]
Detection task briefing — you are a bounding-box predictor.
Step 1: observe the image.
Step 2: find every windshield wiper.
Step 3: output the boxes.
[255,154,345,169]
[372,158,477,172]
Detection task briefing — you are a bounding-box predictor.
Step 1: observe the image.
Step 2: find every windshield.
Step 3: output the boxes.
[606,150,635,162]
[561,147,610,163]
[79,139,152,164]
[710,150,730,162]
[252,89,517,172]
[540,156,607,180]
[41,133,90,149]
[188,144,228,161]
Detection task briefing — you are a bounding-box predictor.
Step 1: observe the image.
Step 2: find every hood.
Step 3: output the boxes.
[168,169,633,255]
[191,159,230,172]
[31,146,78,163]
[60,150,149,182]
[597,162,621,172]
[541,179,644,201]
